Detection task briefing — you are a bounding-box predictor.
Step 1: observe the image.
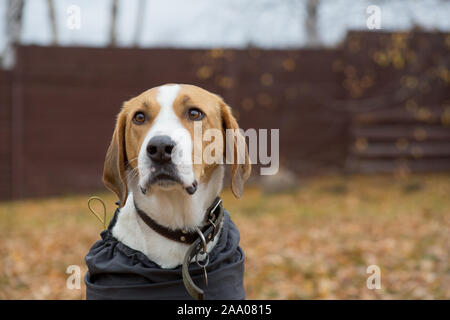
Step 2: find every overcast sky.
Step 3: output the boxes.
[0,0,449,53]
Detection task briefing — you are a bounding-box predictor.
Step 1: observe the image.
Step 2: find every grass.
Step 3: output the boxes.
[0,173,449,299]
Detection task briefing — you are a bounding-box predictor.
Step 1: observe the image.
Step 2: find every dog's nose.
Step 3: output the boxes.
[147,135,175,163]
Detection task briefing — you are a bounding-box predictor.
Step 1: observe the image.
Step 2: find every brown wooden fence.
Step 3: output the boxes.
[0,31,449,200]
[0,71,12,199]
[343,32,450,173]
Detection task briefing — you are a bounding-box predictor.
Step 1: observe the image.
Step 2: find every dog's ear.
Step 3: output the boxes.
[103,109,128,207]
[220,100,251,198]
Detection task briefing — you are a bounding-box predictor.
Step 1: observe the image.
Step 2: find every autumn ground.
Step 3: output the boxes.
[0,173,449,299]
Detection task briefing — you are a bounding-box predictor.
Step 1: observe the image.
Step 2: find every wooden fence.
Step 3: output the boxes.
[0,31,449,200]
[343,32,450,173]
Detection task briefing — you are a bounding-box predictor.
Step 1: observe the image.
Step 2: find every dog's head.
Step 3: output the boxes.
[103,84,251,206]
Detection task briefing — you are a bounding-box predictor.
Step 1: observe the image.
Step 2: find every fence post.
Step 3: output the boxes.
[11,46,25,199]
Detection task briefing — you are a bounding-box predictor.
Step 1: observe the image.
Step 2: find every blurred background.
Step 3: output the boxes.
[0,0,449,299]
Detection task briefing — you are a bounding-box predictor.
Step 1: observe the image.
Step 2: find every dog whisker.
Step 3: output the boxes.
[125,157,139,169]
[125,167,140,182]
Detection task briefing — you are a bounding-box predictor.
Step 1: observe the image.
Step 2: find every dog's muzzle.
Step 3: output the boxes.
[141,135,198,195]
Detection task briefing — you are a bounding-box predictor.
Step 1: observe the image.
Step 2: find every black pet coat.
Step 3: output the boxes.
[84,207,245,299]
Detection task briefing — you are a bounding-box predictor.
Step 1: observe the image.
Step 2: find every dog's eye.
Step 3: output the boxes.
[187,108,205,121]
[133,112,146,124]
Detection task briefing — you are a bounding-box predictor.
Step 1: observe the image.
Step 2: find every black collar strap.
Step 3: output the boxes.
[133,197,223,245]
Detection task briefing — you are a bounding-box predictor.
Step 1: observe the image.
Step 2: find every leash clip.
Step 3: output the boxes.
[195,226,208,254]
[194,227,210,288]
[208,218,216,231]
[206,197,221,233]
[196,251,210,288]
[208,198,222,220]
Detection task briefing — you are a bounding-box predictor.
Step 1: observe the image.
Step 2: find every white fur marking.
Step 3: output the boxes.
[137,84,194,191]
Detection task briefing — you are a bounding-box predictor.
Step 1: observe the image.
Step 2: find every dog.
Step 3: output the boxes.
[85,84,251,300]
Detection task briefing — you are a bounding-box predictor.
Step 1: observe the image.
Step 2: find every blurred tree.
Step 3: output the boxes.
[46,0,58,45]
[133,0,146,47]
[305,0,320,47]
[2,0,24,69]
[231,0,323,48]
[109,0,119,47]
